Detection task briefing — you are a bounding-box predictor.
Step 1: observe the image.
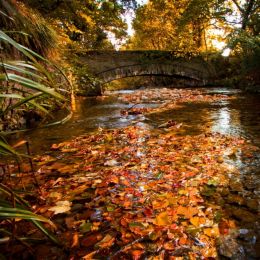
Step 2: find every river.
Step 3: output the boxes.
[17,87,260,258]
[22,87,260,153]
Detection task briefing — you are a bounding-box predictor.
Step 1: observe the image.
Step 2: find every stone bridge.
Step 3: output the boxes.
[76,50,215,95]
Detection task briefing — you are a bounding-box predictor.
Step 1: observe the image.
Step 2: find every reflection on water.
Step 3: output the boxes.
[212,107,232,134]
[211,106,243,136]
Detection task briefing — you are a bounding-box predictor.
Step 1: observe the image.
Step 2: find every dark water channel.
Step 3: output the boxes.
[18,87,260,258]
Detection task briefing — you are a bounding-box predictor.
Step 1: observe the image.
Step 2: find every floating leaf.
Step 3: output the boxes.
[106,205,115,212]
[95,234,115,248]
[104,159,119,166]
[48,201,71,214]
[207,178,219,186]
[129,222,145,228]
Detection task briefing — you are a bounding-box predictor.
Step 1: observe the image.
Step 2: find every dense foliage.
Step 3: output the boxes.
[180,0,259,53]
[127,0,259,54]
[23,0,137,49]
[0,0,58,56]
[127,0,207,52]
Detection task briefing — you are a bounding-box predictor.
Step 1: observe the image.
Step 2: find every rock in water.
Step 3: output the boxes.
[217,234,245,259]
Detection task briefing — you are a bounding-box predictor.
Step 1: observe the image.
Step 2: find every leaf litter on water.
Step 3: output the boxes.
[25,122,258,259]
[4,89,259,259]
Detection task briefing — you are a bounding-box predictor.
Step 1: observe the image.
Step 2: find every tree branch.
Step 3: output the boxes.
[231,0,244,14]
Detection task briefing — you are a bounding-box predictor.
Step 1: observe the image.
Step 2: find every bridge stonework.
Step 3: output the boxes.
[76,50,214,95]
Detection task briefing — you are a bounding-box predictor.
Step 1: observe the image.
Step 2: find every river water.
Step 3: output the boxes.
[22,88,260,152]
[19,87,260,258]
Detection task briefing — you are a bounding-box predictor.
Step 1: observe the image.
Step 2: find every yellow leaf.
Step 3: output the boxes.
[155,212,170,226]
[201,247,218,258]
[48,200,71,214]
[190,217,206,227]
[190,216,199,227]
[61,148,78,153]
[203,226,220,237]
[178,189,189,195]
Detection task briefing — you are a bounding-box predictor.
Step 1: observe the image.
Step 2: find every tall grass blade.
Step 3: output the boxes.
[32,221,60,245]
[2,73,65,100]
[0,184,30,207]
[0,92,49,115]
[0,140,19,156]
[0,207,54,226]
[2,63,44,80]
[0,30,36,62]
[0,30,55,84]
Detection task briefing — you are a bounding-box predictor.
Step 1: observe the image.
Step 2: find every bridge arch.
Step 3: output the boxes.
[96,63,207,85]
[77,50,215,95]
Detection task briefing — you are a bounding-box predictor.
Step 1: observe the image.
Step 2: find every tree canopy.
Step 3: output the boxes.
[180,0,259,52]
[23,0,137,49]
[126,0,259,54]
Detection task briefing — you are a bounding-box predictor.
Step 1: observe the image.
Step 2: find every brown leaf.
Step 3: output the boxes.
[65,216,75,229]
[95,234,115,248]
[81,233,102,247]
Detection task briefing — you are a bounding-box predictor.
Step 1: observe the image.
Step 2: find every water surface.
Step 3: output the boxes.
[17,87,260,258]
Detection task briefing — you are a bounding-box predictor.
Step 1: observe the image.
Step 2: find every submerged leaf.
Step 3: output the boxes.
[80,221,92,233]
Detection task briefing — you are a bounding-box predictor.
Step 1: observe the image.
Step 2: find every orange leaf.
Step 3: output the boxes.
[179,237,188,246]
[176,206,198,219]
[82,251,97,259]
[123,200,132,209]
[71,233,79,248]
[131,250,144,260]
[152,199,169,209]
[163,241,175,250]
